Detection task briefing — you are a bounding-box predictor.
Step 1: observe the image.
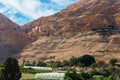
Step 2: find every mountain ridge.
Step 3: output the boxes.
[0,13,31,62]
[17,0,120,63]
[0,0,120,63]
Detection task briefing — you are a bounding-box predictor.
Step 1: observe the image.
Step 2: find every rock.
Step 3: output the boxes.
[13,0,120,62]
[0,13,30,61]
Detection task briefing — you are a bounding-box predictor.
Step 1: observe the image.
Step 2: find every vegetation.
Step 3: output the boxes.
[64,67,120,80]
[91,61,108,69]
[37,61,47,67]
[62,60,69,67]
[66,55,96,67]
[65,69,80,80]
[55,55,95,68]
[20,68,52,74]
[0,57,21,80]
[69,56,78,66]
[0,56,120,80]
[77,55,96,67]
[21,73,35,79]
[109,58,117,66]
[0,55,119,80]
[63,57,119,80]
[47,61,63,68]
[22,55,96,68]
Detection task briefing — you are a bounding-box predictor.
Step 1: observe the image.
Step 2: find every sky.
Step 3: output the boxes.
[0,0,78,25]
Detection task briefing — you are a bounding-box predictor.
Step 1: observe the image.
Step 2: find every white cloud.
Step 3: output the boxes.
[0,0,77,25]
[51,0,77,6]
[0,0,57,19]
[0,2,33,25]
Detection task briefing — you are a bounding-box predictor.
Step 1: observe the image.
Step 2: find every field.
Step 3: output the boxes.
[21,73,35,79]
[21,68,52,74]
[21,73,57,80]
[20,69,56,80]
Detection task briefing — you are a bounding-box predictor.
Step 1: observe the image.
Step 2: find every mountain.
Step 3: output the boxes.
[0,13,30,62]
[18,0,120,62]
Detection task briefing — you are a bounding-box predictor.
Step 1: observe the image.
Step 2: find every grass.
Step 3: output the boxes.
[21,68,52,74]
[20,68,54,80]
[21,72,35,79]
[21,73,57,80]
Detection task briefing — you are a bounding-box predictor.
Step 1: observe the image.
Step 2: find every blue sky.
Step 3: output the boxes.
[0,0,77,25]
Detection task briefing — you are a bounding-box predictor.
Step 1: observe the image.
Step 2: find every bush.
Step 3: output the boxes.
[65,69,80,80]
[37,61,46,67]
[47,61,62,68]
[64,68,120,80]
[78,55,96,67]
[62,60,70,67]
[79,71,92,80]
[89,69,101,76]
[109,58,117,66]
[24,60,33,66]
[69,56,78,66]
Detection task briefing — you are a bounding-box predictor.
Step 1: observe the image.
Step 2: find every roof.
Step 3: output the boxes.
[35,73,65,78]
[93,75,104,78]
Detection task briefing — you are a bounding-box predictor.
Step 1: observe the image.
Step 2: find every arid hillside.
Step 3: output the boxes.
[15,0,120,62]
[0,13,31,62]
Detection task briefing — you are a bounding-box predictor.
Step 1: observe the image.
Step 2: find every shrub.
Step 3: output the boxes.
[69,56,78,66]
[47,61,62,68]
[65,69,80,80]
[37,61,46,67]
[20,68,52,74]
[78,55,96,67]
[109,58,117,66]
[62,60,70,67]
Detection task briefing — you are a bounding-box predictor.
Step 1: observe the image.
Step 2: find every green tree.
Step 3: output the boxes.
[104,75,113,80]
[31,60,36,66]
[0,57,21,80]
[69,56,78,66]
[47,61,62,68]
[62,60,70,67]
[65,69,80,80]
[78,55,96,67]
[37,61,46,67]
[52,61,62,68]
[109,58,117,66]
[24,60,31,66]
[78,62,85,67]
[79,71,91,80]
[91,63,97,69]
[22,59,25,66]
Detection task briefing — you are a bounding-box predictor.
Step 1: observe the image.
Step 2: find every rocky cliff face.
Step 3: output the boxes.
[0,13,30,62]
[22,0,120,37]
[17,0,120,62]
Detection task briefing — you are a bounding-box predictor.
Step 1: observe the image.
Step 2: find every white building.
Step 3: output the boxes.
[23,66,52,70]
[35,72,65,80]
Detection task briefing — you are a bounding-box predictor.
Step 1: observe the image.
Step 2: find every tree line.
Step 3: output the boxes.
[22,54,118,68]
[23,55,96,68]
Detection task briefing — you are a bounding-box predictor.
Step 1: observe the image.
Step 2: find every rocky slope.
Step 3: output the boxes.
[18,0,120,62]
[0,13,30,62]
